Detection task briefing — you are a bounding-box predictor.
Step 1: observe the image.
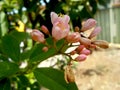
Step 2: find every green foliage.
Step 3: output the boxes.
[17,75,31,89]
[29,38,56,63]
[0,11,8,37]
[0,78,11,90]
[0,62,19,79]
[0,0,110,89]
[34,68,78,90]
[9,31,29,43]
[1,34,20,62]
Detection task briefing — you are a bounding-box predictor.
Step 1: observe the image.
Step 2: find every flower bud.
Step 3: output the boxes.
[70,50,76,55]
[92,40,109,49]
[74,26,80,32]
[30,29,45,43]
[42,46,49,52]
[81,18,97,31]
[75,45,85,53]
[75,54,87,62]
[66,32,80,43]
[89,26,101,39]
[64,65,75,83]
[90,44,96,48]
[79,36,91,47]
[80,49,91,55]
[41,25,50,35]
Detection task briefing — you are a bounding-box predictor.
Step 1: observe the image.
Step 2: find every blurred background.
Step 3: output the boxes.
[0,0,120,90]
[1,0,120,43]
[95,0,120,43]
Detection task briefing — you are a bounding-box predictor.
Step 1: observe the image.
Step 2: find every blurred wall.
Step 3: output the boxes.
[95,0,120,43]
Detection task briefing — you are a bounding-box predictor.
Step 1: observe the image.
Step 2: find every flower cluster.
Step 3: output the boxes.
[68,18,109,62]
[30,12,109,83]
[31,12,108,61]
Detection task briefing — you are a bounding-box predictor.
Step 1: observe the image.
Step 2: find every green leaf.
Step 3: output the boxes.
[56,39,69,52]
[0,62,19,79]
[10,31,29,43]
[0,11,8,37]
[34,68,78,90]
[29,37,68,63]
[20,49,32,61]
[46,37,54,46]
[1,35,20,62]
[0,54,8,61]
[29,43,56,62]
[56,39,65,50]
[0,78,11,90]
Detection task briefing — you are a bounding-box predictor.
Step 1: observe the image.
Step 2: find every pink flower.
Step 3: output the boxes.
[75,45,85,53]
[89,26,101,39]
[30,29,45,43]
[81,18,97,31]
[51,12,70,40]
[66,32,80,43]
[41,25,50,35]
[80,49,91,55]
[75,54,87,62]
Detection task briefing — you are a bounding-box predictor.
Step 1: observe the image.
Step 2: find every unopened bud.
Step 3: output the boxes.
[64,65,75,83]
[66,32,80,43]
[74,26,80,32]
[75,45,85,53]
[90,44,96,48]
[89,26,101,39]
[81,18,97,31]
[41,25,50,35]
[79,36,91,47]
[80,49,91,55]
[42,46,49,52]
[30,29,45,43]
[92,40,109,49]
[70,50,76,55]
[75,54,87,62]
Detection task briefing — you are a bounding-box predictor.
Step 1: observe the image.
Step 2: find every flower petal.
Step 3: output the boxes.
[80,49,91,55]
[66,32,80,43]
[30,29,45,43]
[62,15,70,23]
[89,26,101,39]
[81,18,97,31]
[50,12,58,24]
[75,54,87,62]
[51,12,70,41]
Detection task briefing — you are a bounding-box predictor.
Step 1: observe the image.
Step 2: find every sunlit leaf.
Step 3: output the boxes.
[0,11,8,37]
